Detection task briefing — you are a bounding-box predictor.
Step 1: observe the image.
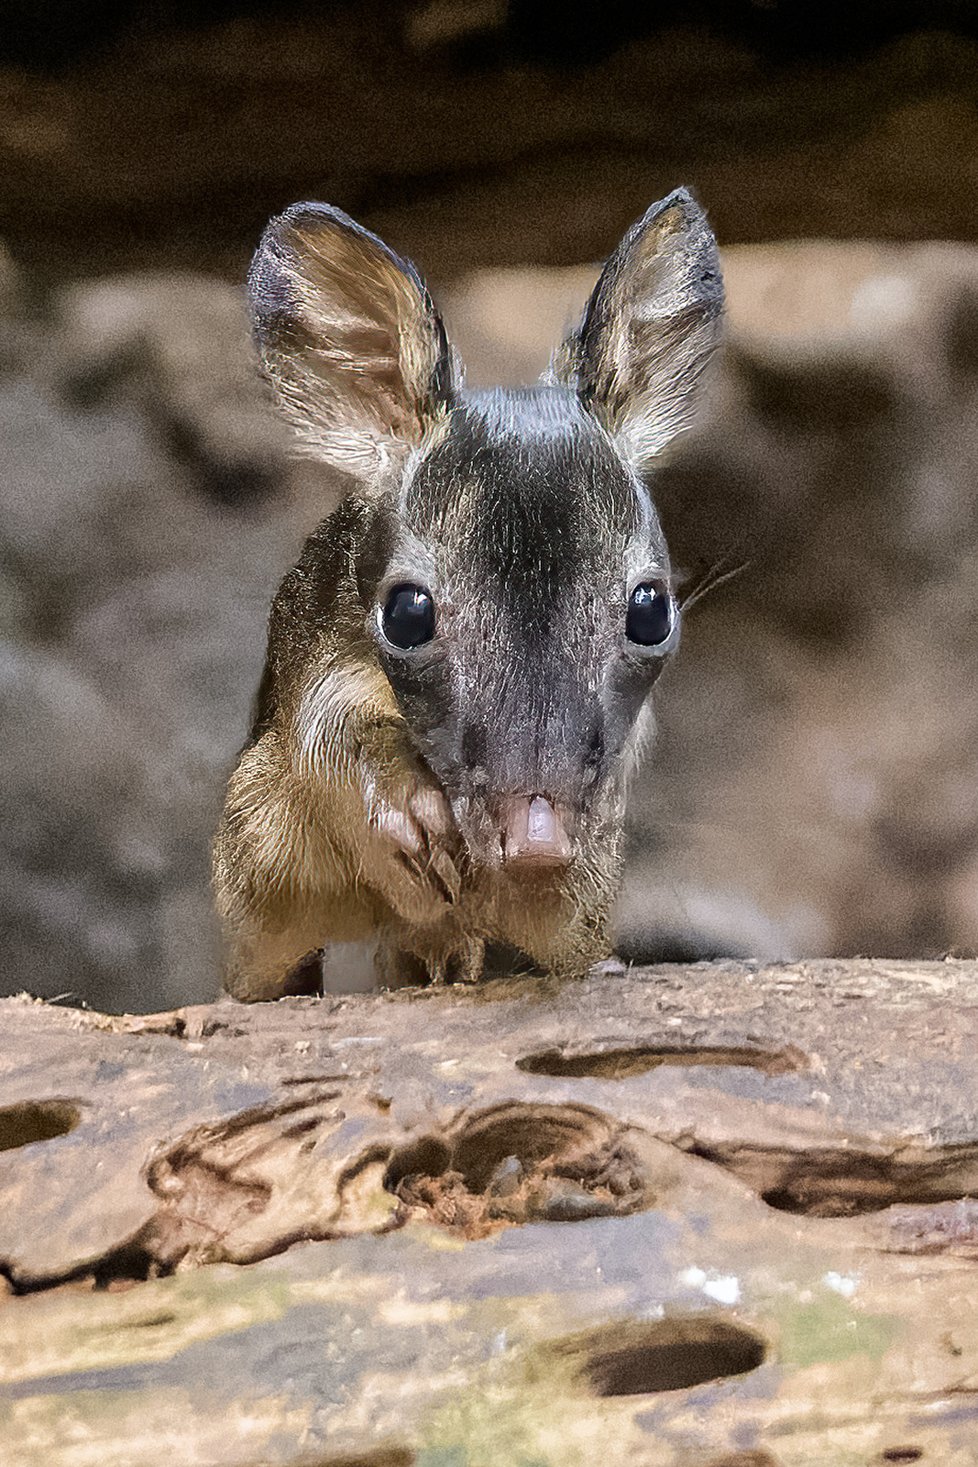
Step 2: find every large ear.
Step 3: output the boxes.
[554,188,724,472]
[248,202,457,482]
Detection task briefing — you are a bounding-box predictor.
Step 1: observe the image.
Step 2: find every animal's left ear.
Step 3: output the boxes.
[554,188,724,472]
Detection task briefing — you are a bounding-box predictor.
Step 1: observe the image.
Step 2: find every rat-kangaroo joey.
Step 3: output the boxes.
[214,188,724,998]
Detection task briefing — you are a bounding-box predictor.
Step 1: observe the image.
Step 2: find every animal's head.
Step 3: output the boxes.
[248,191,723,870]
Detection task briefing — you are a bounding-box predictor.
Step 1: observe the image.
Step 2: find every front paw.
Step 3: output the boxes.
[364,773,462,923]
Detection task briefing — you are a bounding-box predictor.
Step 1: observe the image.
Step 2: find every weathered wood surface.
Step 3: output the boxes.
[4,958,978,1464]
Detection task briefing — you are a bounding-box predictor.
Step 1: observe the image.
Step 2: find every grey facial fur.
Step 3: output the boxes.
[366,387,670,860]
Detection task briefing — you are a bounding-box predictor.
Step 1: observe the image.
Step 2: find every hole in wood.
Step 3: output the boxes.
[517,1044,804,1079]
[880,1450,924,1464]
[385,1103,651,1238]
[703,1453,781,1467]
[1,1238,156,1297]
[308,1451,415,1467]
[0,1100,81,1152]
[689,1140,978,1218]
[140,1093,347,1270]
[554,1317,766,1397]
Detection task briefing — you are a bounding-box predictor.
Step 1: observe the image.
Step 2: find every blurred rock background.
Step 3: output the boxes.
[3,0,978,1010]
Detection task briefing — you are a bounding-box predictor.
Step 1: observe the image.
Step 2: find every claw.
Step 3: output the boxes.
[366,772,461,921]
[429,845,462,905]
[371,802,425,855]
[396,849,427,885]
[410,786,452,837]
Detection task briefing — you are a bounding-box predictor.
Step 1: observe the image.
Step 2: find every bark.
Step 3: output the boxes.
[3,957,978,1463]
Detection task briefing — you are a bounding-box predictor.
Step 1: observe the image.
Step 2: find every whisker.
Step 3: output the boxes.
[677,556,750,614]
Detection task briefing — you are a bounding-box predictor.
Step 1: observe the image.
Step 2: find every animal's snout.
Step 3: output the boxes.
[500,795,574,869]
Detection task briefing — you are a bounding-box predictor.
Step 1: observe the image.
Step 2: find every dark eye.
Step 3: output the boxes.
[381,584,436,649]
[626,582,675,648]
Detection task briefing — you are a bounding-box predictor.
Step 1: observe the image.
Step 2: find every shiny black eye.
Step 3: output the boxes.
[626,582,675,648]
[381,584,436,649]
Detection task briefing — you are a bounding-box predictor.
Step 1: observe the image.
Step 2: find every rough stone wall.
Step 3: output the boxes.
[4,8,978,1010]
[4,239,978,1011]
[2,14,978,280]
[626,242,978,963]
[447,244,978,963]
[0,269,332,1011]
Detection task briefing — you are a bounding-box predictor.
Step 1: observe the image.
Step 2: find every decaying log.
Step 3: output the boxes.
[4,958,978,1464]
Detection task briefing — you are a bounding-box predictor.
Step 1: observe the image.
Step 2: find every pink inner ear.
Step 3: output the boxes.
[502,795,574,868]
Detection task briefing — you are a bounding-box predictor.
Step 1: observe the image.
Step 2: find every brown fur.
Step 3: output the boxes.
[214,654,618,997]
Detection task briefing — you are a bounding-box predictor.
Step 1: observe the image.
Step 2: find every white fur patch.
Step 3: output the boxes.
[295,663,393,779]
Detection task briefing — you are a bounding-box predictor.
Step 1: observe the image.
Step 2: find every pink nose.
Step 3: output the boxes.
[501,795,574,868]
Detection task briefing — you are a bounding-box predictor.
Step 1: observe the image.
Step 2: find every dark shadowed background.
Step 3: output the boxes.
[4,0,978,1011]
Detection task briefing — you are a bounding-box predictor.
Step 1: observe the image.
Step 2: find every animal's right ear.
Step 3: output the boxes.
[554,188,724,473]
[248,203,457,483]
